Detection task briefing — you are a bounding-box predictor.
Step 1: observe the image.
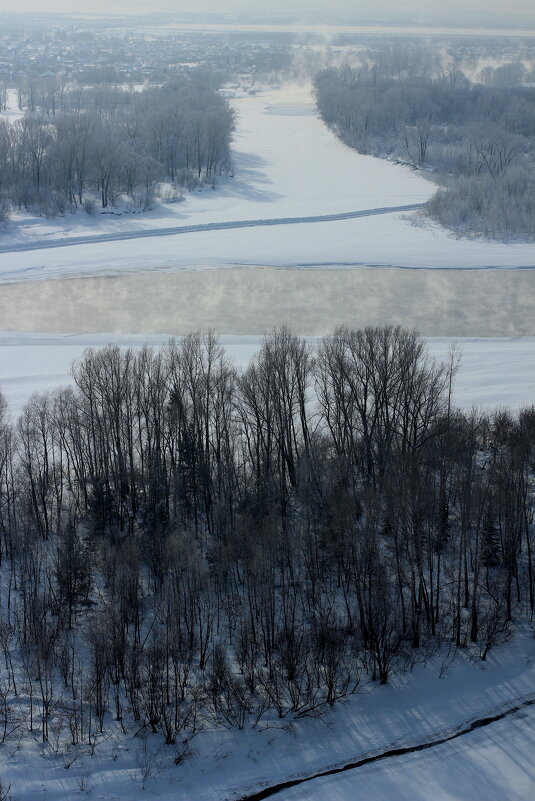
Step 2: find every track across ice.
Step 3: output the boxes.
[0,204,423,254]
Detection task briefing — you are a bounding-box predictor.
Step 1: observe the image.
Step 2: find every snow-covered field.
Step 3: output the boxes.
[278,704,535,801]
[0,82,533,420]
[1,85,534,281]
[0,88,23,124]
[0,80,534,800]
[0,332,533,419]
[1,626,533,801]
[3,216,535,283]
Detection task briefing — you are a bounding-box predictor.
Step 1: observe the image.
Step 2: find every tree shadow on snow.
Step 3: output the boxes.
[217,150,284,204]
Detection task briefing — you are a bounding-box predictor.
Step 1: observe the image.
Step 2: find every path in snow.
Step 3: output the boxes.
[1,619,533,801]
[0,205,424,255]
[239,695,535,800]
[1,87,534,278]
[242,699,535,801]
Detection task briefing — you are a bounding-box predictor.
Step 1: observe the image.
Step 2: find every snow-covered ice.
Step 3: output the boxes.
[0,333,533,419]
[0,81,534,801]
[1,85,534,281]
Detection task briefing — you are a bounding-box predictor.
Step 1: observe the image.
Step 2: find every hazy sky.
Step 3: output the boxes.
[0,0,533,26]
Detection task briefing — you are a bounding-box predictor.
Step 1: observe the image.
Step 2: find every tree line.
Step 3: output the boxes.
[314,54,535,239]
[0,327,533,756]
[0,74,235,220]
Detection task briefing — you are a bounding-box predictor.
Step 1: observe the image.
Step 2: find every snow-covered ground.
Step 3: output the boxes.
[0,83,433,241]
[278,704,535,801]
[1,85,534,282]
[1,80,534,801]
[1,625,533,801]
[3,215,535,283]
[0,83,532,406]
[0,333,533,419]
[0,88,23,124]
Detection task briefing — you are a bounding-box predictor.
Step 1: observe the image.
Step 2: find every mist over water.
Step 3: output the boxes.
[1,268,533,337]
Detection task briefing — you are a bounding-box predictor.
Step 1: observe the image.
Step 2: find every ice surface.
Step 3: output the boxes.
[0,332,533,419]
[1,86,533,281]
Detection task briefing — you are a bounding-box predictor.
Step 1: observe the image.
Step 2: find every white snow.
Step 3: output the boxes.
[0,333,533,419]
[0,88,23,124]
[0,625,533,801]
[1,85,534,281]
[0,81,534,801]
[278,705,535,801]
[1,84,432,243]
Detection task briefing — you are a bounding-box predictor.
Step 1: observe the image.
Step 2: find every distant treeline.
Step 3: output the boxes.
[0,74,235,219]
[0,327,533,751]
[314,57,535,239]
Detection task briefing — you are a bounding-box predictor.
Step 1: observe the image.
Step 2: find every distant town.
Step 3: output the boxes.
[0,19,534,94]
